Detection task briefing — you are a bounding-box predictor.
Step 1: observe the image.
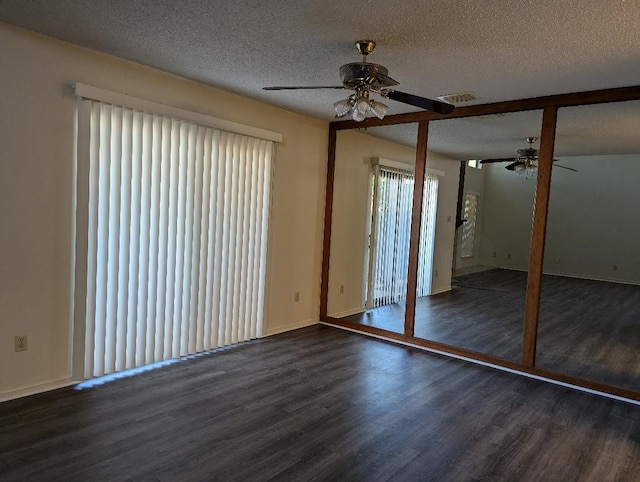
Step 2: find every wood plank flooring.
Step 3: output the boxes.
[343,269,640,392]
[1,325,639,481]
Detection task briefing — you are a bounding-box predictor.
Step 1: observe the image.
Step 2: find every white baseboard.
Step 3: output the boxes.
[542,270,640,286]
[264,318,318,336]
[0,378,74,403]
[327,307,366,319]
[477,265,640,286]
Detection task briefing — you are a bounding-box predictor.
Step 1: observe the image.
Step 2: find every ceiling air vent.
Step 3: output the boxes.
[437,91,481,104]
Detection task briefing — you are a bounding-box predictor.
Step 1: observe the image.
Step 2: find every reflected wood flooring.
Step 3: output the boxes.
[345,269,640,391]
[1,325,640,481]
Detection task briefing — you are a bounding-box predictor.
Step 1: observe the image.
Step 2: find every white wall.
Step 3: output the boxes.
[478,164,536,270]
[543,154,640,283]
[478,155,640,284]
[327,129,460,316]
[0,24,328,397]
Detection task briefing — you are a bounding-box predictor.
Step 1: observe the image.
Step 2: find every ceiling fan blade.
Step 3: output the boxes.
[263,86,345,90]
[505,161,523,171]
[367,73,399,88]
[554,163,578,172]
[385,90,455,114]
[479,158,517,164]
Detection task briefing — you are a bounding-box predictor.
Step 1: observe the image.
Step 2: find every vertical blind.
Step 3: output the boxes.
[370,167,414,307]
[369,167,439,308]
[416,176,439,297]
[79,100,273,379]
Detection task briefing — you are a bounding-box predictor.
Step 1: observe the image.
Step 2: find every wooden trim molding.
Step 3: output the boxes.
[522,106,557,367]
[404,121,429,337]
[319,125,337,318]
[331,84,640,130]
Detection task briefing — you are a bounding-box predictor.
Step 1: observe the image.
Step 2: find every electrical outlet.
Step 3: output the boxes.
[340,284,344,294]
[294,291,300,302]
[15,335,28,352]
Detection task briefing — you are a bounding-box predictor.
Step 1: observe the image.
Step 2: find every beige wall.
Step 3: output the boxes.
[0,24,328,397]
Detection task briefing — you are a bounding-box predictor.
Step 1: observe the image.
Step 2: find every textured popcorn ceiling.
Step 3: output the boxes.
[1,0,639,156]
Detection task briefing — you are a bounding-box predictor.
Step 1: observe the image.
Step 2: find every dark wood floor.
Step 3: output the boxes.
[1,325,639,481]
[344,269,640,392]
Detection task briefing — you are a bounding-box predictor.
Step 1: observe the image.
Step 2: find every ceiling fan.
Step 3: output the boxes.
[263,40,455,122]
[479,137,578,174]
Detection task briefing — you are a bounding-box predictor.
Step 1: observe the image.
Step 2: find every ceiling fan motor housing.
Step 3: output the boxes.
[517,147,538,160]
[339,63,399,89]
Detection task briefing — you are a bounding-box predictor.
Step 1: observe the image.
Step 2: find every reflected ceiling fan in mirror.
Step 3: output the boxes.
[479,137,578,175]
[263,40,455,121]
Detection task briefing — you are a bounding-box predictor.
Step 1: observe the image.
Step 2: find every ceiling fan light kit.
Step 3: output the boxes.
[333,90,390,121]
[264,40,454,122]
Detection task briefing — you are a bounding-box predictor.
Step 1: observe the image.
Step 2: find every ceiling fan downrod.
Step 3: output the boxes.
[355,40,376,62]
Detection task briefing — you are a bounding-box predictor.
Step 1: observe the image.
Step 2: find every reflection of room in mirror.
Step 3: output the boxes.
[411,111,543,361]
[327,127,418,335]
[536,100,640,391]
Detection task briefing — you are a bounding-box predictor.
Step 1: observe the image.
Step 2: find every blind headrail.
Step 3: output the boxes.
[74,82,283,143]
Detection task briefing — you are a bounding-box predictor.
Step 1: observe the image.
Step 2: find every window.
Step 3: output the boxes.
[467,159,482,169]
[74,94,275,379]
[460,193,479,258]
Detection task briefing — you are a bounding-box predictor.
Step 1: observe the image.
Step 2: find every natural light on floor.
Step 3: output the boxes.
[73,345,239,390]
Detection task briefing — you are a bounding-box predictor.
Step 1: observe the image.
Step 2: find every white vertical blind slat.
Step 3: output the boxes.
[238,139,252,341]
[84,102,100,378]
[154,117,171,361]
[226,136,243,344]
[115,108,132,372]
[136,113,152,366]
[219,136,232,346]
[188,126,205,354]
[232,137,248,342]
[212,133,227,349]
[126,111,143,369]
[163,119,180,358]
[206,131,222,349]
[180,124,196,356]
[196,129,213,353]
[94,105,112,376]
[104,106,122,375]
[147,116,162,363]
[172,124,188,358]
[81,101,272,379]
